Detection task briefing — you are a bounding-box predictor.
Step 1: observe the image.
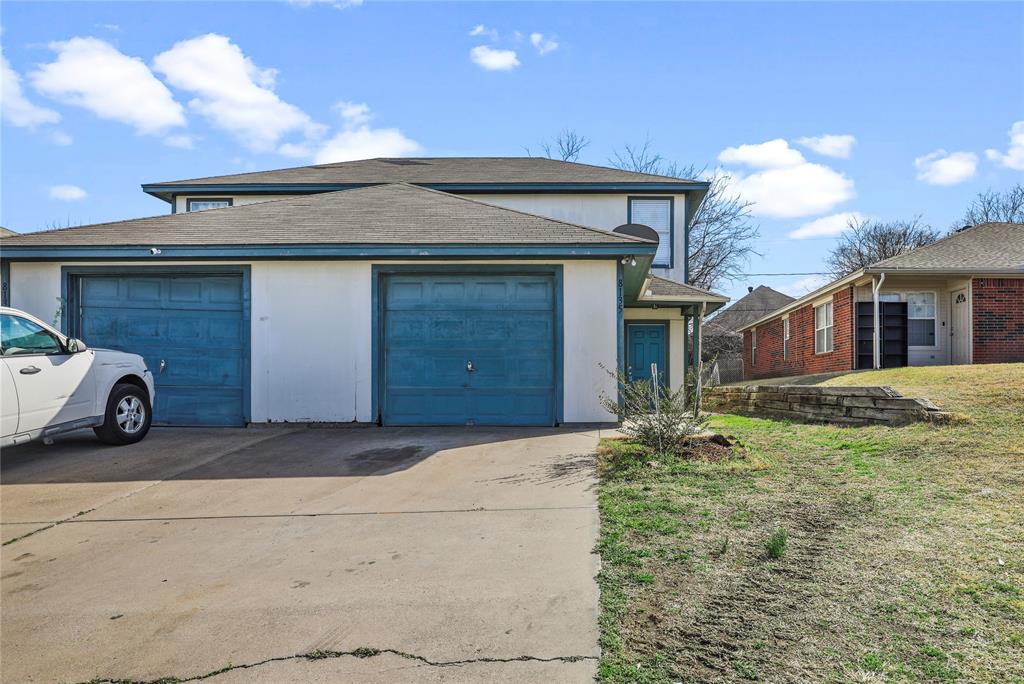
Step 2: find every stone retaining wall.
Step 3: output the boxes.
[707,385,950,426]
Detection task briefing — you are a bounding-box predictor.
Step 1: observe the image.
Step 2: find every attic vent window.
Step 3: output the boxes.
[380,159,429,166]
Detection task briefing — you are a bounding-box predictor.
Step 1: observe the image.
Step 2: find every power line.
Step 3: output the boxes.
[738,272,831,276]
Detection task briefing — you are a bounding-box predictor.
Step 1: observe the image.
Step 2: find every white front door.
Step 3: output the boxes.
[950,289,970,365]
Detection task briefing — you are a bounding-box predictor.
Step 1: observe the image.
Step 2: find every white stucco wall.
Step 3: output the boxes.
[7,259,617,424]
[474,193,688,283]
[9,262,62,325]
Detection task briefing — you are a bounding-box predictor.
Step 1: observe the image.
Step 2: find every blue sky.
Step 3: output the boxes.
[2,1,1022,302]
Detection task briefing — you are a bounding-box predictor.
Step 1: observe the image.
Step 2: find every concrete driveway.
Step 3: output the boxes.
[0,426,603,683]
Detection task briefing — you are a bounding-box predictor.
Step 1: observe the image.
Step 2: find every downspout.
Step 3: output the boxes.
[872,273,886,369]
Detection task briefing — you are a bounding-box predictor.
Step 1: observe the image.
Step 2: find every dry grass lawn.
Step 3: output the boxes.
[597,363,1024,683]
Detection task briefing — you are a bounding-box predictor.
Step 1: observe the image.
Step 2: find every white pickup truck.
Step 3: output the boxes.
[1,306,155,447]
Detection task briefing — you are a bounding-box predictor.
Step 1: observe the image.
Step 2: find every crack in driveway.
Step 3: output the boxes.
[76,646,597,683]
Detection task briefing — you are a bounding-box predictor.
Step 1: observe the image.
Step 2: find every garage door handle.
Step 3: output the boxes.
[20,366,41,375]
[466,360,476,373]
[159,359,166,373]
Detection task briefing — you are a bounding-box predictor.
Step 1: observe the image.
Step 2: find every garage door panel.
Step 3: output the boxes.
[382,273,556,426]
[78,273,246,427]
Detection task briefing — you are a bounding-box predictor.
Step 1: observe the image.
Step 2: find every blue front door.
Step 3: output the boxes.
[383,273,556,426]
[77,274,247,426]
[627,324,667,386]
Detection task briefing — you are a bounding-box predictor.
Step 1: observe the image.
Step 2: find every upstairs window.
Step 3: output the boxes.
[814,301,834,353]
[187,198,233,212]
[629,197,672,268]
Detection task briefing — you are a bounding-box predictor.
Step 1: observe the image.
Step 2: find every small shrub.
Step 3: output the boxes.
[764,529,788,559]
[599,366,708,455]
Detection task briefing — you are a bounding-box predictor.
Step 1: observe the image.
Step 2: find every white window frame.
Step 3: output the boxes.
[905,291,939,349]
[783,317,790,360]
[628,197,673,268]
[187,197,234,212]
[877,290,939,349]
[814,301,834,354]
[751,328,757,365]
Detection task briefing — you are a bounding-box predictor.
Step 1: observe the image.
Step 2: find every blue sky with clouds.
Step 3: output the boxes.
[2,1,1022,301]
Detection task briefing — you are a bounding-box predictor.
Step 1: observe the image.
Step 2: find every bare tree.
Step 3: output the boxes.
[526,129,591,162]
[954,184,1024,228]
[609,140,759,291]
[826,216,940,277]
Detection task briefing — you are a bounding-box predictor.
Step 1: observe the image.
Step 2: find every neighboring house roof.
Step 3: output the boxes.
[146,157,702,189]
[737,222,1024,332]
[0,227,17,238]
[0,182,652,248]
[872,222,1024,270]
[644,275,727,301]
[706,285,794,333]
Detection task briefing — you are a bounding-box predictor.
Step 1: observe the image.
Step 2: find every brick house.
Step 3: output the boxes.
[739,222,1024,380]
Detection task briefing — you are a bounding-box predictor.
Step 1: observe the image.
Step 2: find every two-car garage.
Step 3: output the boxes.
[62,267,563,428]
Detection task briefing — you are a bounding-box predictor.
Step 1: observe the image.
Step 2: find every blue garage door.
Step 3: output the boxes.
[383,273,556,426]
[77,274,247,426]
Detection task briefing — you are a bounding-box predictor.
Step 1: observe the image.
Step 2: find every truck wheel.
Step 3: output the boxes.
[94,383,152,445]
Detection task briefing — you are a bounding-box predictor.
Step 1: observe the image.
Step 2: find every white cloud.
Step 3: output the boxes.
[787,211,864,239]
[334,100,371,126]
[469,25,499,41]
[302,101,420,163]
[914,149,978,186]
[314,126,421,164]
[530,32,558,55]
[780,275,831,297]
[794,134,856,159]
[154,33,323,152]
[470,45,520,71]
[49,184,87,201]
[718,139,855,218]
[31,37,185,135]
[718,138,805,169]
[985,121,1024,171]
[163,134,195,149]
[50,130,73,145]
[1,52,60,128]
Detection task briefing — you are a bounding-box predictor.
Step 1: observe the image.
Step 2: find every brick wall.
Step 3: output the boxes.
[972,277,1024,364]
[743,287,855,380]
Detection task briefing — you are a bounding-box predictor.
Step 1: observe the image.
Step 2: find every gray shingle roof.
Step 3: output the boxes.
[147,157,699,187]
[645,275,728,301]
[0,227,17,238]
[707,285,795,332]
[0,183,652,247]
[871,222,1024,270]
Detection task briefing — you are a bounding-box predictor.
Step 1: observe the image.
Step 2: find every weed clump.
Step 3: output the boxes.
[764,528,788,559]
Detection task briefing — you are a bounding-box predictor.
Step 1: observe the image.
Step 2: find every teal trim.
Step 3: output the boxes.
[371,264,564,426]
[60,265,252,425]
[627,195,675,269]
[1,243,654,261]
[170,193,177,215]
[0,259,9,307]
[142,181,711,202]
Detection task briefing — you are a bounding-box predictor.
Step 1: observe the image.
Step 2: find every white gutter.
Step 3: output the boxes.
[871,272,886,369]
